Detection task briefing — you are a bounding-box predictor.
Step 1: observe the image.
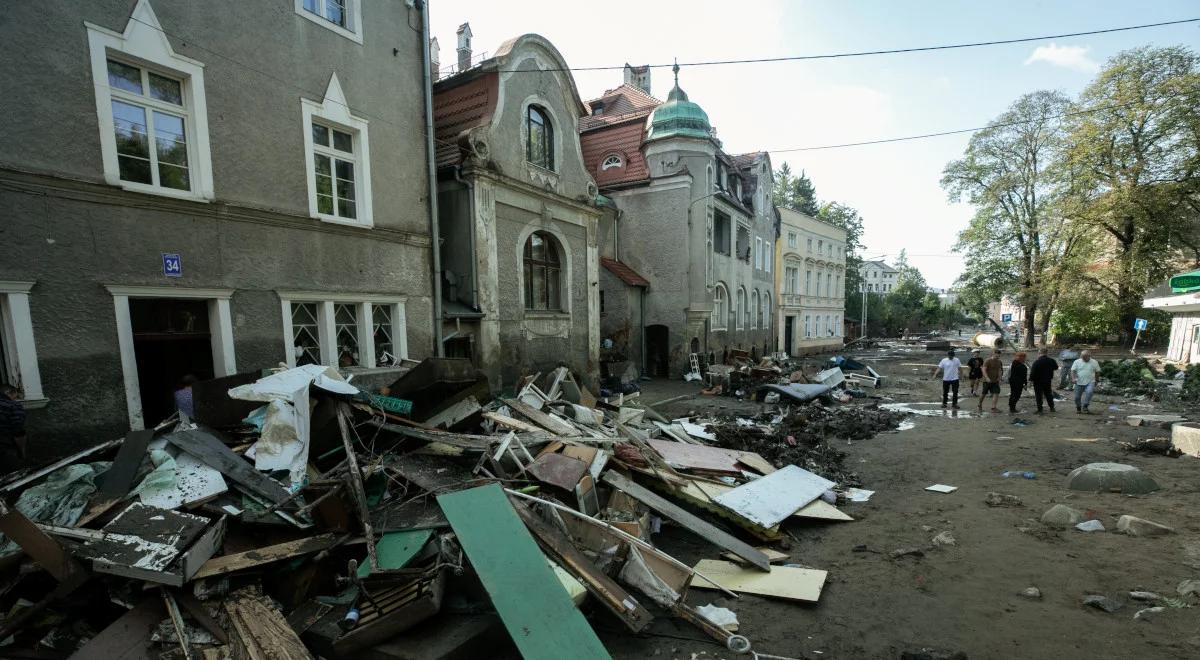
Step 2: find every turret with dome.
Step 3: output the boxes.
[645,63,712,142]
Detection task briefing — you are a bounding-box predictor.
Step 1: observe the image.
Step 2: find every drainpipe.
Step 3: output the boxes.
[419,0,444,356]
[453,165,479,309]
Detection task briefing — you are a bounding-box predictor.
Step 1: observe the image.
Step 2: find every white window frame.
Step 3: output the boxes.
[750,290,759,329]
[804,315,811,338]
[0,282,45,406]
[278,291,407,369]
[294,0,363,44]
[86,0,215,202]
[765,241,772,273]
[788,232,797,248]
[805,270,812,295]
[735,287,745,330]
[601,154,624,170]
[303,73,373,227]
[755,238,763,270]
[712,283,728,330]
[105,285,236,430]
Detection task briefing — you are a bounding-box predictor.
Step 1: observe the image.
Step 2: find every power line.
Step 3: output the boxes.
[766,88,1200,152]
[497,18,1200,72]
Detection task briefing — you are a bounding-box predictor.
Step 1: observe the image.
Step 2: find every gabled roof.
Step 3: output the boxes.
[600,257,650,287]
[580,84,660,131]
[861,260,899,272]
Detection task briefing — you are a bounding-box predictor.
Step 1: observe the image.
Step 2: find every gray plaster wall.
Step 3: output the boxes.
[598,269,642,368]
[0,1,434,457]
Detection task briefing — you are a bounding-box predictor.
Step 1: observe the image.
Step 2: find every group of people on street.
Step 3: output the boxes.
[932,347,1103,414]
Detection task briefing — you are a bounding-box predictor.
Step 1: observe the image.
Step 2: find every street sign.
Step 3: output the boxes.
[1001,313,1012,323]
[1134,318,1148,331]
[162,253,182,278]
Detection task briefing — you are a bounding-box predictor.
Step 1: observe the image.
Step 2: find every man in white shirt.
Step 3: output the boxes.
[1070,350,1102,414]
[931,349,963,409]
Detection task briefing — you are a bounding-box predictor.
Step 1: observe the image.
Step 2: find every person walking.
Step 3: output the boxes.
[966,349,984,397]
[977,350,1004,413]
[1029,349,1059,414]
[1008,352,1028,413]
[931,349,963,409]
[1070,350,1102,414]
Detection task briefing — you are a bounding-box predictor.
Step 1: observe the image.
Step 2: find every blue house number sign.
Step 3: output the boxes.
[162,253,182,278]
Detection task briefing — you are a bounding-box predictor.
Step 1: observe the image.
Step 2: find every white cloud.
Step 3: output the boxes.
[1024,42,1099,73]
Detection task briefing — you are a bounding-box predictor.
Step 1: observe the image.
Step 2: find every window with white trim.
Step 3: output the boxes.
[750,290,759,329]
[763,297,770,329]
[303,73,373,227]
[805,270,812,295]
[601,154,624,170]
[86,0,214,201]
[281,294,407,368]
[788,232,797,248]
[807,238,812,253]
[0,282,45,403]
[754,238,763,270]
[712,284,728,330]
[804,314,811,338]
[735,288,745,330]
[765,241,772,273]
[295,0,363,44]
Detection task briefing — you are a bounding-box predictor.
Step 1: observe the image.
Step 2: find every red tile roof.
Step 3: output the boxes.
[581,117,651,187]
[432,73,499,168]
[601,257,650,287]
[580,84,660,130]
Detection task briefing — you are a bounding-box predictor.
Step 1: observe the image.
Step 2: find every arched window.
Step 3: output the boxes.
[526,105,554,170]
[763,297,770,329]
[601,154,623,170]
[523,231,562,310]
[712,283,728,330]
[729,288,739,331]
[750,290,759,329]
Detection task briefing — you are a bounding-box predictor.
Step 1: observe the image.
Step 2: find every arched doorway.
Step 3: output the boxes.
[646,324,670,378]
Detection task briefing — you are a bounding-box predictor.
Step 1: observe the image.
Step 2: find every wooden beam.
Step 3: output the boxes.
[514,503,653,633]
[601,472,771,572]
[192,533,351,580]
[97,429,155,497]
[503,398,579,437]
[337,403,379,572]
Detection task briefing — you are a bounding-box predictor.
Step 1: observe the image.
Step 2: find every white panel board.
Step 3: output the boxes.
[712,465,835,528]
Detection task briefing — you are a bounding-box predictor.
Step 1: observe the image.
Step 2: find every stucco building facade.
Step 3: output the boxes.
[581,67,777,378]
[0,0,434,455]
[860,260,899,293]
[432,30,601,390]
[775,207,847,355]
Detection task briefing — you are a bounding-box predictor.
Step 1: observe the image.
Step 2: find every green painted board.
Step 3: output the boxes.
[357,529,433,578]
[437,484,610,660]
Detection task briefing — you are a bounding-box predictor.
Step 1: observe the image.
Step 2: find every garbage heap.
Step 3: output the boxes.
[0,358,901,659]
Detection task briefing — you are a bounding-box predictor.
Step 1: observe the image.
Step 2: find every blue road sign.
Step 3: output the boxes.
[1001,313,1012,323]
[1134,318,1148,331]
[162,253,182,278]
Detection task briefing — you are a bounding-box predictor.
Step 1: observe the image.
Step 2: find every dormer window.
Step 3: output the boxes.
[601,154,623,170]
[591,103,605,116]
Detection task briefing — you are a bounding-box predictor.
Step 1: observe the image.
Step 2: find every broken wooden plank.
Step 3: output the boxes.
[690,559,827,602]
[192,533,349,580]
[162,589,195,660]
[337,403,379,572]
[515,503,653,633]
[174,590,229,645]
[67,597,161,660]
[646,439,742,474]
[97,429,155,497]
[0,438,123,493]
[713,465,836,528]
[503,398,579,437]
[0,502,84,581]
[721,547,790,566]
[482,411,542,434]
[601,472,771,572]
[224,588,313,660]
[437,484,611,660]
[735,452,776,476]
[168,429,290,505]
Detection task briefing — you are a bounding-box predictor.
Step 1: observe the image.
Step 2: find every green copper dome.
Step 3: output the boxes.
[646,63,712,142]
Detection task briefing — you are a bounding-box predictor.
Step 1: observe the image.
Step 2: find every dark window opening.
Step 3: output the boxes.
[526,105,554,170]
[714,211,731,256]
[524,231,562,310]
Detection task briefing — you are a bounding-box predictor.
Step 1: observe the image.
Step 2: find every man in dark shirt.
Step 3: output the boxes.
[1008,352,1028,413]
[1029,348,1059,413]
[0,384,28,471]
[966,349,984,396]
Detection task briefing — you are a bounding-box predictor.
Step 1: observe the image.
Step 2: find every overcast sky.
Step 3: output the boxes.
[430,1,1199,289]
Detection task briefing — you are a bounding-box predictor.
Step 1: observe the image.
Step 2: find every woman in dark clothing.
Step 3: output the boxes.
[1008,352,1029,413]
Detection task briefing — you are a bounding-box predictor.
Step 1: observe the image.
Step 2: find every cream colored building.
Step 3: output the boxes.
[775,207,846,355]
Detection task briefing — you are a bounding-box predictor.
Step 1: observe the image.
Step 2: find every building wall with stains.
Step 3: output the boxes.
[0,0,433,458]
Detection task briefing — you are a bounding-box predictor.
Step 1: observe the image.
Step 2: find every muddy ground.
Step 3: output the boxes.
[595,347,1200,660]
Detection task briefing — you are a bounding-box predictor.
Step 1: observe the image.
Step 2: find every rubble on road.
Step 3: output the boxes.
[0,358,906,658]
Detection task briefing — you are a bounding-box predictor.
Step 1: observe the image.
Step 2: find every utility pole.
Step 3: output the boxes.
[861,288,867,339]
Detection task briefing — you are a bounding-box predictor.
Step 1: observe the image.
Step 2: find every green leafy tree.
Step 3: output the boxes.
[1060,46,1200,342]
[942,90,1079,348]
[773,162,819,215]
[817,202,866,314]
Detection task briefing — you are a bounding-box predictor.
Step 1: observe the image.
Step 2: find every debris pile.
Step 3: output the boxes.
[0,358,892,658]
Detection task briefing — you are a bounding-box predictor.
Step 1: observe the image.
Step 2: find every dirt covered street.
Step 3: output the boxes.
[599,349,1200,660]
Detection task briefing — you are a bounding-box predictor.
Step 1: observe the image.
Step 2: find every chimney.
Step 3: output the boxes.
[429,37,440,80]
[623,63,651,95]
[456,23,473,72]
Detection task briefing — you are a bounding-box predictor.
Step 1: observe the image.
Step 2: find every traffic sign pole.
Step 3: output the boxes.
[1131,328,1142,354]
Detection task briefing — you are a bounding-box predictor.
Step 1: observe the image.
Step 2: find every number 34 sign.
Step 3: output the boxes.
[162,253,182,278]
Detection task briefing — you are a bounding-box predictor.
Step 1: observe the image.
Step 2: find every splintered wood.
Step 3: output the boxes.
[223,588,313,660]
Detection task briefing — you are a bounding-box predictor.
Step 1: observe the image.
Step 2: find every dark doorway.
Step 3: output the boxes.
[645,324,670,378]
[130,299,214,427]
[445,336,474,360]
[784,316,795,355]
